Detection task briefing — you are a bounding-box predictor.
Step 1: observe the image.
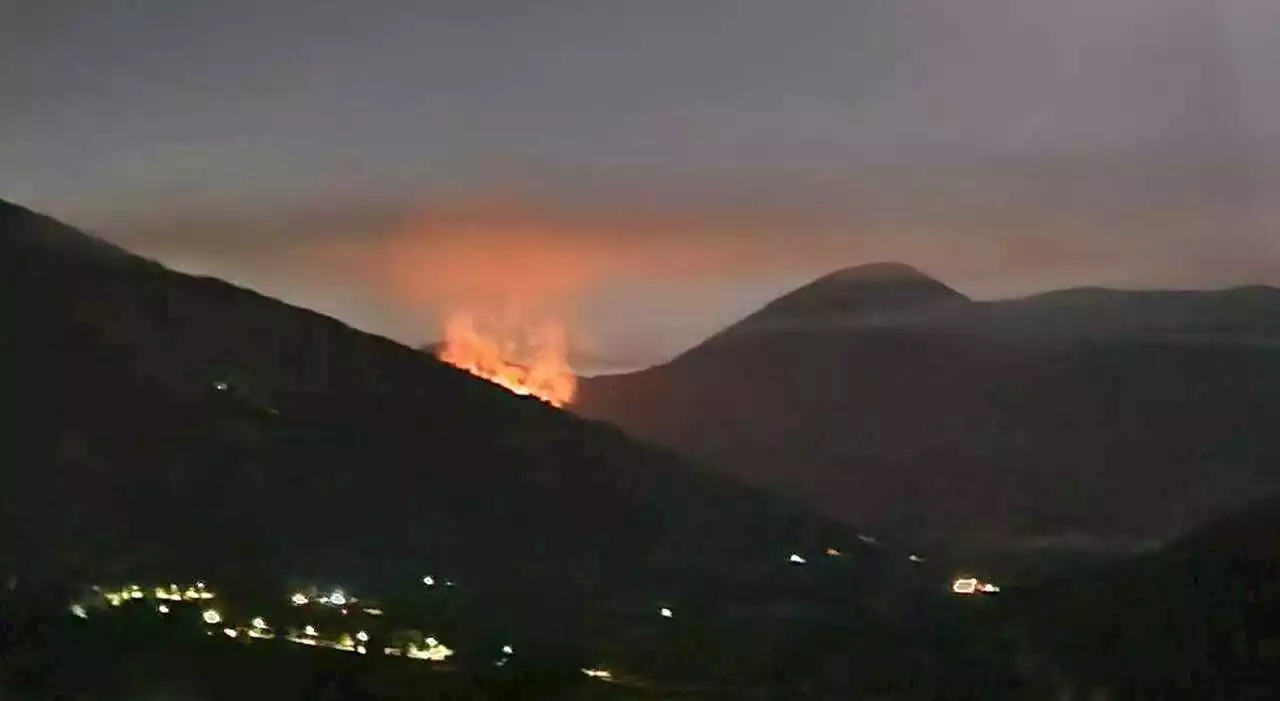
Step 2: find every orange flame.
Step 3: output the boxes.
[436,312,577,408]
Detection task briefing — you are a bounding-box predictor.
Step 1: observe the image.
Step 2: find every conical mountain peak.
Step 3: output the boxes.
[743,262,968,326]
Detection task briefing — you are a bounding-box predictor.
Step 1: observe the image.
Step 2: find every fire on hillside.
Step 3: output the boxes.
[436,312,577,408]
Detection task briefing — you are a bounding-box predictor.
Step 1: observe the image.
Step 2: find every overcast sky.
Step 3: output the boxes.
[4,0,1278,370]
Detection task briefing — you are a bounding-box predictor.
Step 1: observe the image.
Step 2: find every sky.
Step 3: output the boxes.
[3,0,1279,372]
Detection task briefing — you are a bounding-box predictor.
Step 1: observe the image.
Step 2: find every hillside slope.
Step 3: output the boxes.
[575,263,1280,551]
[0,199,879,607]
[1019,494,1280,696]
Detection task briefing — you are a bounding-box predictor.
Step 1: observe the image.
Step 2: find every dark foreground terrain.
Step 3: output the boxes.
[1010,495,1280,699]
[0,577,1040,701]
[4,493,1278,701]
[3,522,1277,701]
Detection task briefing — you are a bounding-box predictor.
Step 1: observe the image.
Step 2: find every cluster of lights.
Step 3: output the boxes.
[71,578,457,667]
[405,636,455,662]
[789,539,932,567]
[285,626,319,646]
[70,546,998,687]
[951,577,1001,595]
[103,585,144,606]
[292,587,360,608]
[247,616,274,639]
[73,543,991,701]
[421,574,457,587]
[278,624,375,655]
[317,589,350,606]
[101,582,213,608]
[156,583,214,601]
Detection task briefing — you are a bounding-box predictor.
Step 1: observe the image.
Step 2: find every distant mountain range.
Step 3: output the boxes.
[1,199,894,611]
[575,262,1280,554]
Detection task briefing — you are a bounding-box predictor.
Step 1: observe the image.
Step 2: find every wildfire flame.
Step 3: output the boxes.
[436,312,577,408]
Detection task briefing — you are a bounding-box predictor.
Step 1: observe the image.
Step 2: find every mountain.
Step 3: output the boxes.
[0,199,894,612]
[574,262,1280,558]
[714,262,968,337]
[1019,495,1280,696]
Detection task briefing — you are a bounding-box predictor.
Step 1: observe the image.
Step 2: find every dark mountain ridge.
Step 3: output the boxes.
[705,262,969,344]
[575,262,1280,557]
[738,262,967,322]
